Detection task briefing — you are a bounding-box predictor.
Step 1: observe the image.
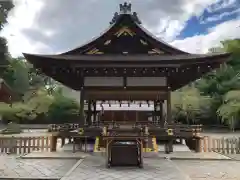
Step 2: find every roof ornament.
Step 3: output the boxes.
[119,2,132,14]
[110,2,141,24]
[132,12,142,24]
[110,12,119,25]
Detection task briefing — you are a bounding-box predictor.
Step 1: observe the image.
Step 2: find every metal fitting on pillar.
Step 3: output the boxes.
[144,126,149,135]
[102,126,107,136]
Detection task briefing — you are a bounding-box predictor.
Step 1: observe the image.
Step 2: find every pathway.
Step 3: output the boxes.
[174,160,240,180]
[1,152,240,180]
[61,156,190,180]
[0,155,77,179]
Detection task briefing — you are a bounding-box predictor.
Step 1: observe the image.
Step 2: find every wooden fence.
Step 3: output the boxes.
[200,136,240,154]
[2,135,240,155]
[0,136,52,154]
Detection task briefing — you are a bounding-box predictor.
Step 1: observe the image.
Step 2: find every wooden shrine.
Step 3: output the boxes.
[23,2,231,168]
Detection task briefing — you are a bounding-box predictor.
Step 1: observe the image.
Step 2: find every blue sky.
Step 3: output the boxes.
[1,0,240,56]
[179,4,240,39]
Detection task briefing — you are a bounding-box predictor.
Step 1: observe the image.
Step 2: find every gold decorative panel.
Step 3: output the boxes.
[86,48,104,54]
[104,40,111,45]
[115,26,135,37]
[148,48,164,54]
[140,39,148,45]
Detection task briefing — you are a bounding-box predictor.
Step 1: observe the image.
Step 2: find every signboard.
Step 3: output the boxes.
[84,77,123,86]
[127,77,166,86]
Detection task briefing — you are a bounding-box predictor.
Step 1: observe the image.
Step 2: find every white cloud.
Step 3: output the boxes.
[1,0,239,57]
[207,0,238,12]
[200,8,240,24]
[199,0,240,24]
[171,18,240,54]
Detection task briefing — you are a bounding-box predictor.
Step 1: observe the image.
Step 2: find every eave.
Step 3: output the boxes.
[23,53,231,67]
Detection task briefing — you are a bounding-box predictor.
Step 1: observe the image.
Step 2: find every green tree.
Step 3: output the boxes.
[0,1,14,74]
[217,90,240,131]
[172,87,212,124]
[196,39,240,97]
[0,1,14,30]
[222,39,240,69]
[0,88,55,123]
[46,95,80,124]
[195,39,240,126]
[1,58,30,96]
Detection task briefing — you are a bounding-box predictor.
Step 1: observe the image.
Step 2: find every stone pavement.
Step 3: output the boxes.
[222,153,240,160]
[158,151,231,160]
[0,155,77,179]
[21,151,88,159]
[174,160,240,180]
[2,153,240,180]
[61,155,191,180]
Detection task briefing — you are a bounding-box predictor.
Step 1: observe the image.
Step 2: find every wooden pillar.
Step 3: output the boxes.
[153,101,157,124]
[166,88,172,124]
[79,90,85,125]
[195,137,201,153]
[169,139,173,152]
[123,111,126,122]
[111,111,114,122]
[85,136,87,152]
[164,141,170,154]
[61,137,65,147]
[136,111,138,122]
[160,101,163,121]
[111,111,115,127]
[166,87,173,153]
[93,101,97,125]
[50,135,57,152]
[86,100,92,126]
[160,101,164,126]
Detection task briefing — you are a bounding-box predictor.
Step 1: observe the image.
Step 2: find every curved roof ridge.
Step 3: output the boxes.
[61,22,116,55]
[135,22,188,54]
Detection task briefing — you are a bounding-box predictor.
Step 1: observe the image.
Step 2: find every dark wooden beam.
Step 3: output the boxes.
[84,90,168,101]
[82,86,168,91]
[79,90,85,125]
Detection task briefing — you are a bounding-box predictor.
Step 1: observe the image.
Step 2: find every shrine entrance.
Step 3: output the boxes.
[24,2,230,168]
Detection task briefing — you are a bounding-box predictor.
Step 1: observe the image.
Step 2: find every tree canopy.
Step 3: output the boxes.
[195,39,240,129]
[0,1,14,74]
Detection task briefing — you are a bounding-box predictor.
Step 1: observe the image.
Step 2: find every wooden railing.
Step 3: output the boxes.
[48,124,81,132]
[200,136,240,154]
[0,136,52,154]
[48,123,202,133]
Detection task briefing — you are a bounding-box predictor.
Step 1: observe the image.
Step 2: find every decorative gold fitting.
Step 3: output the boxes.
[167,129,173,136]
[78,128,84,135]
